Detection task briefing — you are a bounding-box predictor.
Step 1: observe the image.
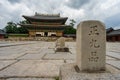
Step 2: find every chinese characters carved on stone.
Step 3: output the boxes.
[88,51,99,62]
[88,25,100,62]
[89,25,99,36]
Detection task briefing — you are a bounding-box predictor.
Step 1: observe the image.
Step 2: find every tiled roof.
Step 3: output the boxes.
[23,15,68,21]
[106,27,114,33]
[20,24,69,27]
[22,13,68,20]
[22,13,68,25]
[107,29,120,36]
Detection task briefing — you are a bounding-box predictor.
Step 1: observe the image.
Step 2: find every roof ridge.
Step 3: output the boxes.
[35,12,60,17]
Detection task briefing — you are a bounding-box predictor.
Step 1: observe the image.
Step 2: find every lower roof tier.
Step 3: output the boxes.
[20,24,69,30]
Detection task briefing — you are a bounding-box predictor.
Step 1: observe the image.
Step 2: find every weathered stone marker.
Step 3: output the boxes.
[55,37,69,52]
[77,20,106,72]
[56,37,65,48]
[60,21,119,80]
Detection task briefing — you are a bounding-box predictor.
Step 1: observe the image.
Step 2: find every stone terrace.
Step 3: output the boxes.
[0,41,120,80]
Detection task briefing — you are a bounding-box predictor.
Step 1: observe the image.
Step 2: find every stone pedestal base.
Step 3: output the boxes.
[55,47,69,52]
[60,63,120,80]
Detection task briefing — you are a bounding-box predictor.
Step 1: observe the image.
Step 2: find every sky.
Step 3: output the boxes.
[0,0,120,29]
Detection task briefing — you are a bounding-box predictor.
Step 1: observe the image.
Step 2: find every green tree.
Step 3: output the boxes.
[64,19,76,34]
[19,20,29,24]
[69,19,76,27]
[5,21,28,34]
[5,22,18,33]
[18,20,28,33]
[17,26,28,34]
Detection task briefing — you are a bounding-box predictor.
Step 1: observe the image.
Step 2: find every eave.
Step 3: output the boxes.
[22,15,68,24]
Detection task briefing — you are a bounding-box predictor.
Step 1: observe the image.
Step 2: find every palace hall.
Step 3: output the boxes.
[21,12,69,37]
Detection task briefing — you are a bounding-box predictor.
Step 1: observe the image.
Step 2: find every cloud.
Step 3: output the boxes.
[8,0,20,3]
[0,0,120,29]
[105,13,120,28]
[66,0,90,9]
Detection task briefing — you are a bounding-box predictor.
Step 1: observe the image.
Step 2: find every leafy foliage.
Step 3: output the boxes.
[17,27,28,34]
[4,21,28,34]
[64,19,76,34]
[64,26,76,34]
[19,20,29,24]
[69,19,76,27]
[5,22,18,33]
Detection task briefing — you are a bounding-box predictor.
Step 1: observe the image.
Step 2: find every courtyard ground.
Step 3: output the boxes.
[0,41,120,80]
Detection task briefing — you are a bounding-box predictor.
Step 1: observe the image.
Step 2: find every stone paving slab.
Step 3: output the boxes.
[0,60,17,70]
[0,60,64,78]
[107,61,120,70]
[106,56,117,60]
[0,42,120,80]
[18,53,45,60]
[38,42,55,49]
[69,49,76,54]
[25,50,42,54]
[44,49,55,54]
[65,60,76,63]
[0,42,35,47]
[7,78,55,80]
[66,42,76,47]
[0,46,29,60]
[60,63,120,80]
[43,52,75,60]
[0,53,27,60]
[25,49,55,59]
[106,52,120,60]
[107,42,120,53]
[0,47,26,56]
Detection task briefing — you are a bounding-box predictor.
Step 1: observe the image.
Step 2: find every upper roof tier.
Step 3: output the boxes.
[22,12,68,24]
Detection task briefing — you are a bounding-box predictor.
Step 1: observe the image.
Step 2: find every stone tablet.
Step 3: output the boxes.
[56,37,65,48]
[76,20,106,72]
[55,37,69,52]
